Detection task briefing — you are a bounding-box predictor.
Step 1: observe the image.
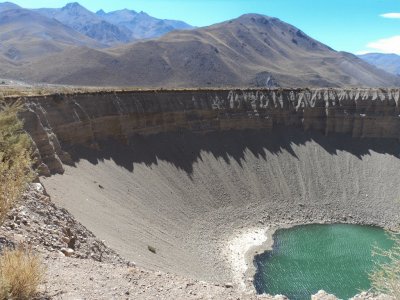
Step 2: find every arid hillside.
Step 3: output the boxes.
[359,53,400,76]
[0,8,102,63]
[1,13,399,88]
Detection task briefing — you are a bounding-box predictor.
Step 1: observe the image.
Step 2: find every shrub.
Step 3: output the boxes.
[0,101,33,223]
[148,245,156,254]
[0,102,43,299]
[0,246,44,300]
[369,232,400,299]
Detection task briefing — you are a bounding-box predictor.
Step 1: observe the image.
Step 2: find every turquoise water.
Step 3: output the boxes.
[254,224,393,300]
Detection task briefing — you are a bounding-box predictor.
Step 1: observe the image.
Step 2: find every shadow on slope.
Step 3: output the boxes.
[64,127,400,175]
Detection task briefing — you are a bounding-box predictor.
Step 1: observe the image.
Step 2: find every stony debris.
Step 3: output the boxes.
[0,183,126,265]
[312,290,338,300]
[271,295,288,300]
[41,255,267,300]
[60,247,74,257]
[224,282,234,288]
[351,291,394,300]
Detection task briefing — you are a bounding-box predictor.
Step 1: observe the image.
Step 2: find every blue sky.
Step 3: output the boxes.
[11,0,400,54]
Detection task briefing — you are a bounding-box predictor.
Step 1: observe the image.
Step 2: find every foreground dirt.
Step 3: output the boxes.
[42,255,262,300]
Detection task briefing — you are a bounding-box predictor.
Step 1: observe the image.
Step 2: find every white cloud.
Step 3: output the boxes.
[355,50,372,55]
[357,36,400,55]
[366,36,400,54]
[380,13,400,19]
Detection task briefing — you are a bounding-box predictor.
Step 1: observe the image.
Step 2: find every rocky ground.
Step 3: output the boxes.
[0,183,261,299]
[0,183,392,299]
[1,182,123,264]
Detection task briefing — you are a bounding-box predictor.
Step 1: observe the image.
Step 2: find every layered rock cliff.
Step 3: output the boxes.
[15,88,400,175]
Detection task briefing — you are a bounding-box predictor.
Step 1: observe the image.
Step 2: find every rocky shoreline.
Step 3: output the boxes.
[239,223,395,298]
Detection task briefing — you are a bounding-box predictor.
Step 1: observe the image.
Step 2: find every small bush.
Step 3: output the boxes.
[148,245,156,254]
[369,232,400,299]
[0,246,44,300]
[0,103,43,299]
[0,101,33,223]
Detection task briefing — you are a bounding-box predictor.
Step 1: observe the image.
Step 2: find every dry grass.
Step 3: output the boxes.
[0,246,44,300]
[0,102,43,299]
[370,232,400,299]
[0,101,33,223]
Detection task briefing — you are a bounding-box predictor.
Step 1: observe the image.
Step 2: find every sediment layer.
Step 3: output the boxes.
[13,89,400,286]
[17,88,400,175]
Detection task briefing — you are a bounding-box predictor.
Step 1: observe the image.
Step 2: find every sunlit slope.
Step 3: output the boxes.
[18,14,400,87]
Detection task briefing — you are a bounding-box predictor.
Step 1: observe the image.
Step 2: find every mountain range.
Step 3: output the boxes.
[34,2,193,45]
[96,8,193,41]
[0,7,102,62]
[358,53,400,76]
[0,2,398,88]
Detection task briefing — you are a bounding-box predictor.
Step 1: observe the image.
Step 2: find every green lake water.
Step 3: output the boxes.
[254,224,393,300]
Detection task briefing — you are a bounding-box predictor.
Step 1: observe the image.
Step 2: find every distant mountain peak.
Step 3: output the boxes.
[97,8,137,17]
[64,2,81,8]
[0,1,18,5]
[0,1,21,12]
[117,8,138,15]
[62,2,87,12]
[363,52,398,58]
[359,53,400,76]
[235,13,278,22]
[19,2,193,45]
[98,7,192,40]
[96,9,106,16]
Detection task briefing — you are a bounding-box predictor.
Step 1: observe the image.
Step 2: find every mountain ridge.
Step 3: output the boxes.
[0,1,20,12]
[35,3,132,45]
[98,8,193,40]
[34,2,193,45]
[0,6,397,88]
[0,7,103,64]
[13,13,398,88]
[359,53,400,76]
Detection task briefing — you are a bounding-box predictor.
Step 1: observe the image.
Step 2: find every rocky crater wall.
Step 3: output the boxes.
[11,89,400,287]
[16,88,400,175]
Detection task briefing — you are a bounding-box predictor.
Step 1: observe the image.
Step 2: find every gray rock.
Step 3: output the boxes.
[61,247,74,257]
